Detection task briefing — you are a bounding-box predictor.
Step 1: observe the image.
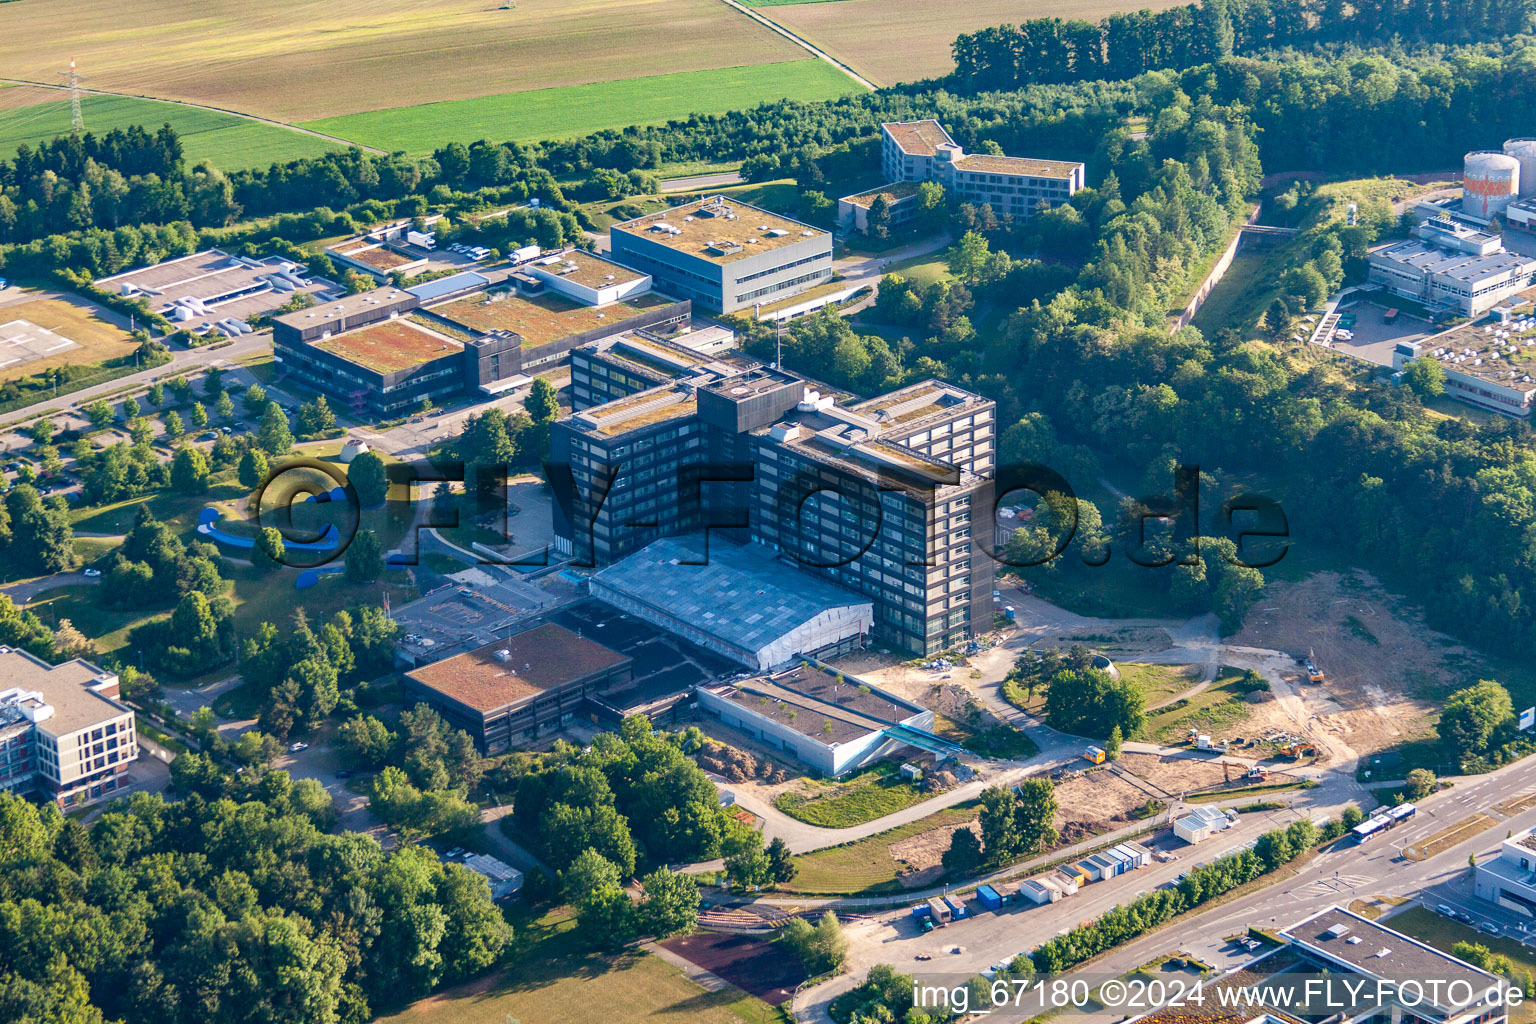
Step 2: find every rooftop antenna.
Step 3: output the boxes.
[59,57,85,134]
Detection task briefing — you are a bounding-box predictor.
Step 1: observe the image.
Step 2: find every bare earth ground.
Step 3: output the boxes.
[880,768,1153,883]
[1227,569,1474,765]
[0,0,805,121]
[1119,752,1233,793]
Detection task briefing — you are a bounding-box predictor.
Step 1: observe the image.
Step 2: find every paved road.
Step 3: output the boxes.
[661,172,744,193]
[794,751,1536,1023]
[0,77,380,154]
[2,570,99,602]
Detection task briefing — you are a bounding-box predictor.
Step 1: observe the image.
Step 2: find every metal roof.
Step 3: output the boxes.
[590,537,870,656]
[408,271,490,302]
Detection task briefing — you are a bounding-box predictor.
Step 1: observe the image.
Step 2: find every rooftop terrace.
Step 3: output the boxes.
[614,196,826,264]
[314,319,463,374]
[431,291,670,348]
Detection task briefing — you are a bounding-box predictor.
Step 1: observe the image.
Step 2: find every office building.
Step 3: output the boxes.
[552,364,997,656]
[608,195,833,314]
[0,647,138,807]
[1475,824,1536,916]
[1394,315,1536,418]
[272,279,689,415]
[838,119,1084,234]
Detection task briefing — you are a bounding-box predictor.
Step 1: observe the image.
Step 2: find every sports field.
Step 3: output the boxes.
[300,61,862,151]
[0,89,342,169]
[762,0,1187,85]
[0,0,809,122]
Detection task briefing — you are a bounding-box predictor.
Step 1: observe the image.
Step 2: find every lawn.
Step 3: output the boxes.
[882,246,955,287]
[70,474,248,536]
[761,0,1185,85]
[0,92,341,170]
[0,297,138,383]
[773,761,928,827]
[0,0,808,124]
[300,60,862,152]
[1140,668,1256,744]
[782,801,979,895]
[374,907,786,1024]
[1118,663,1203,707]
[24,584,151,655]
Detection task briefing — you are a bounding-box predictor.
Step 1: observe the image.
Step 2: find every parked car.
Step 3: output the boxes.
[288,742,309,753]
[335,769,354,779]
[82,568,102,578]
[199,431,219,441]
[1437,904,1455,917]
[1481,922,1502,936]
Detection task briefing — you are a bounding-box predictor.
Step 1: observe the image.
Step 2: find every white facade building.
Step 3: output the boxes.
[0,647,138,806]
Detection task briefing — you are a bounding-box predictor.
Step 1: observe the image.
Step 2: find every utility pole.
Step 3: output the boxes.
[59,57,85,135]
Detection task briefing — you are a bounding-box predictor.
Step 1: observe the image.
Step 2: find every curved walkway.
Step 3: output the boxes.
[0,77,381,155]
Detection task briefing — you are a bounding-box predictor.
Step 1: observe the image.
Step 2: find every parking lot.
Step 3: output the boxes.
[1327,300,1441,366]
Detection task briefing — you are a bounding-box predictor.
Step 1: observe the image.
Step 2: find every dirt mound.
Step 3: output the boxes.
[1230,569,1477,759]
[697,739,791,784]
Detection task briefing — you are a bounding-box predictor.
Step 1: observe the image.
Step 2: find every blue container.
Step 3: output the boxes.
[976,885,1003,912]
[911,904,932,919]
[943,896,967,919]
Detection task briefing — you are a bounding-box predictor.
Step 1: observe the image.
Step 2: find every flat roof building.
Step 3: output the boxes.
[272,278,689,414]
[1475,824,1536,916]
[402,622,634,753]
[609,195,833,314]
[525,250,651,306]
[95,248,339,327]
[1368,238,1536,317]
[1394,312,1536,417]
[1126,906,1506,1024]
[0,647,137,807]
[695,660,933,775]
[840,119,1085,235]
[590,536,874,670]
[552,363,996,655]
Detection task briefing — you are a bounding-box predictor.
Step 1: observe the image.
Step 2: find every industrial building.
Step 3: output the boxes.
[694,659,934,775]
[0,647,138,807]
[271,273,689,415]
[551,365,997,656]
[524,250,651,306]
[608,195,833,314]
[1366,239,1536,317]
[402,622,635,753]
[1124,906,1507,1024]
[589,537,874,670]
[95,249,339,330]
[1463,149,1522,219]
[838,120,1084,235]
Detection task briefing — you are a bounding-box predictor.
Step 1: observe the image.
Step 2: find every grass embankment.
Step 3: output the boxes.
[1118,663,1203,707]
[1140,668,1257,744]
[782,802,979,895]
[1386,906,1536,1022]
[774,762,928,828]
[374,907,787,1024]
[300,61,862,152]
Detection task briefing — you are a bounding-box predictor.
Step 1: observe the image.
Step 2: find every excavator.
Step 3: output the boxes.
[1305,648,1325,685]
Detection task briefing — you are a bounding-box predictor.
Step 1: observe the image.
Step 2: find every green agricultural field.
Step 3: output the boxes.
[298,61,863,152]
[0,93,342,170]
[741,0,848,6]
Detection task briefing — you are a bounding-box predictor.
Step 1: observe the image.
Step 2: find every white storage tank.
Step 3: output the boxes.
[1504,138,1536,198]
[1464,150,1521,217]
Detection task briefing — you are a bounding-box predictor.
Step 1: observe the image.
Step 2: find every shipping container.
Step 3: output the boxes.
[943,895,967,920]
[976,884,1004,911]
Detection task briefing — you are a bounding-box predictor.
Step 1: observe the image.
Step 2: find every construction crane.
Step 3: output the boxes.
[1305,647,1325,684]
[58,58,85,134]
